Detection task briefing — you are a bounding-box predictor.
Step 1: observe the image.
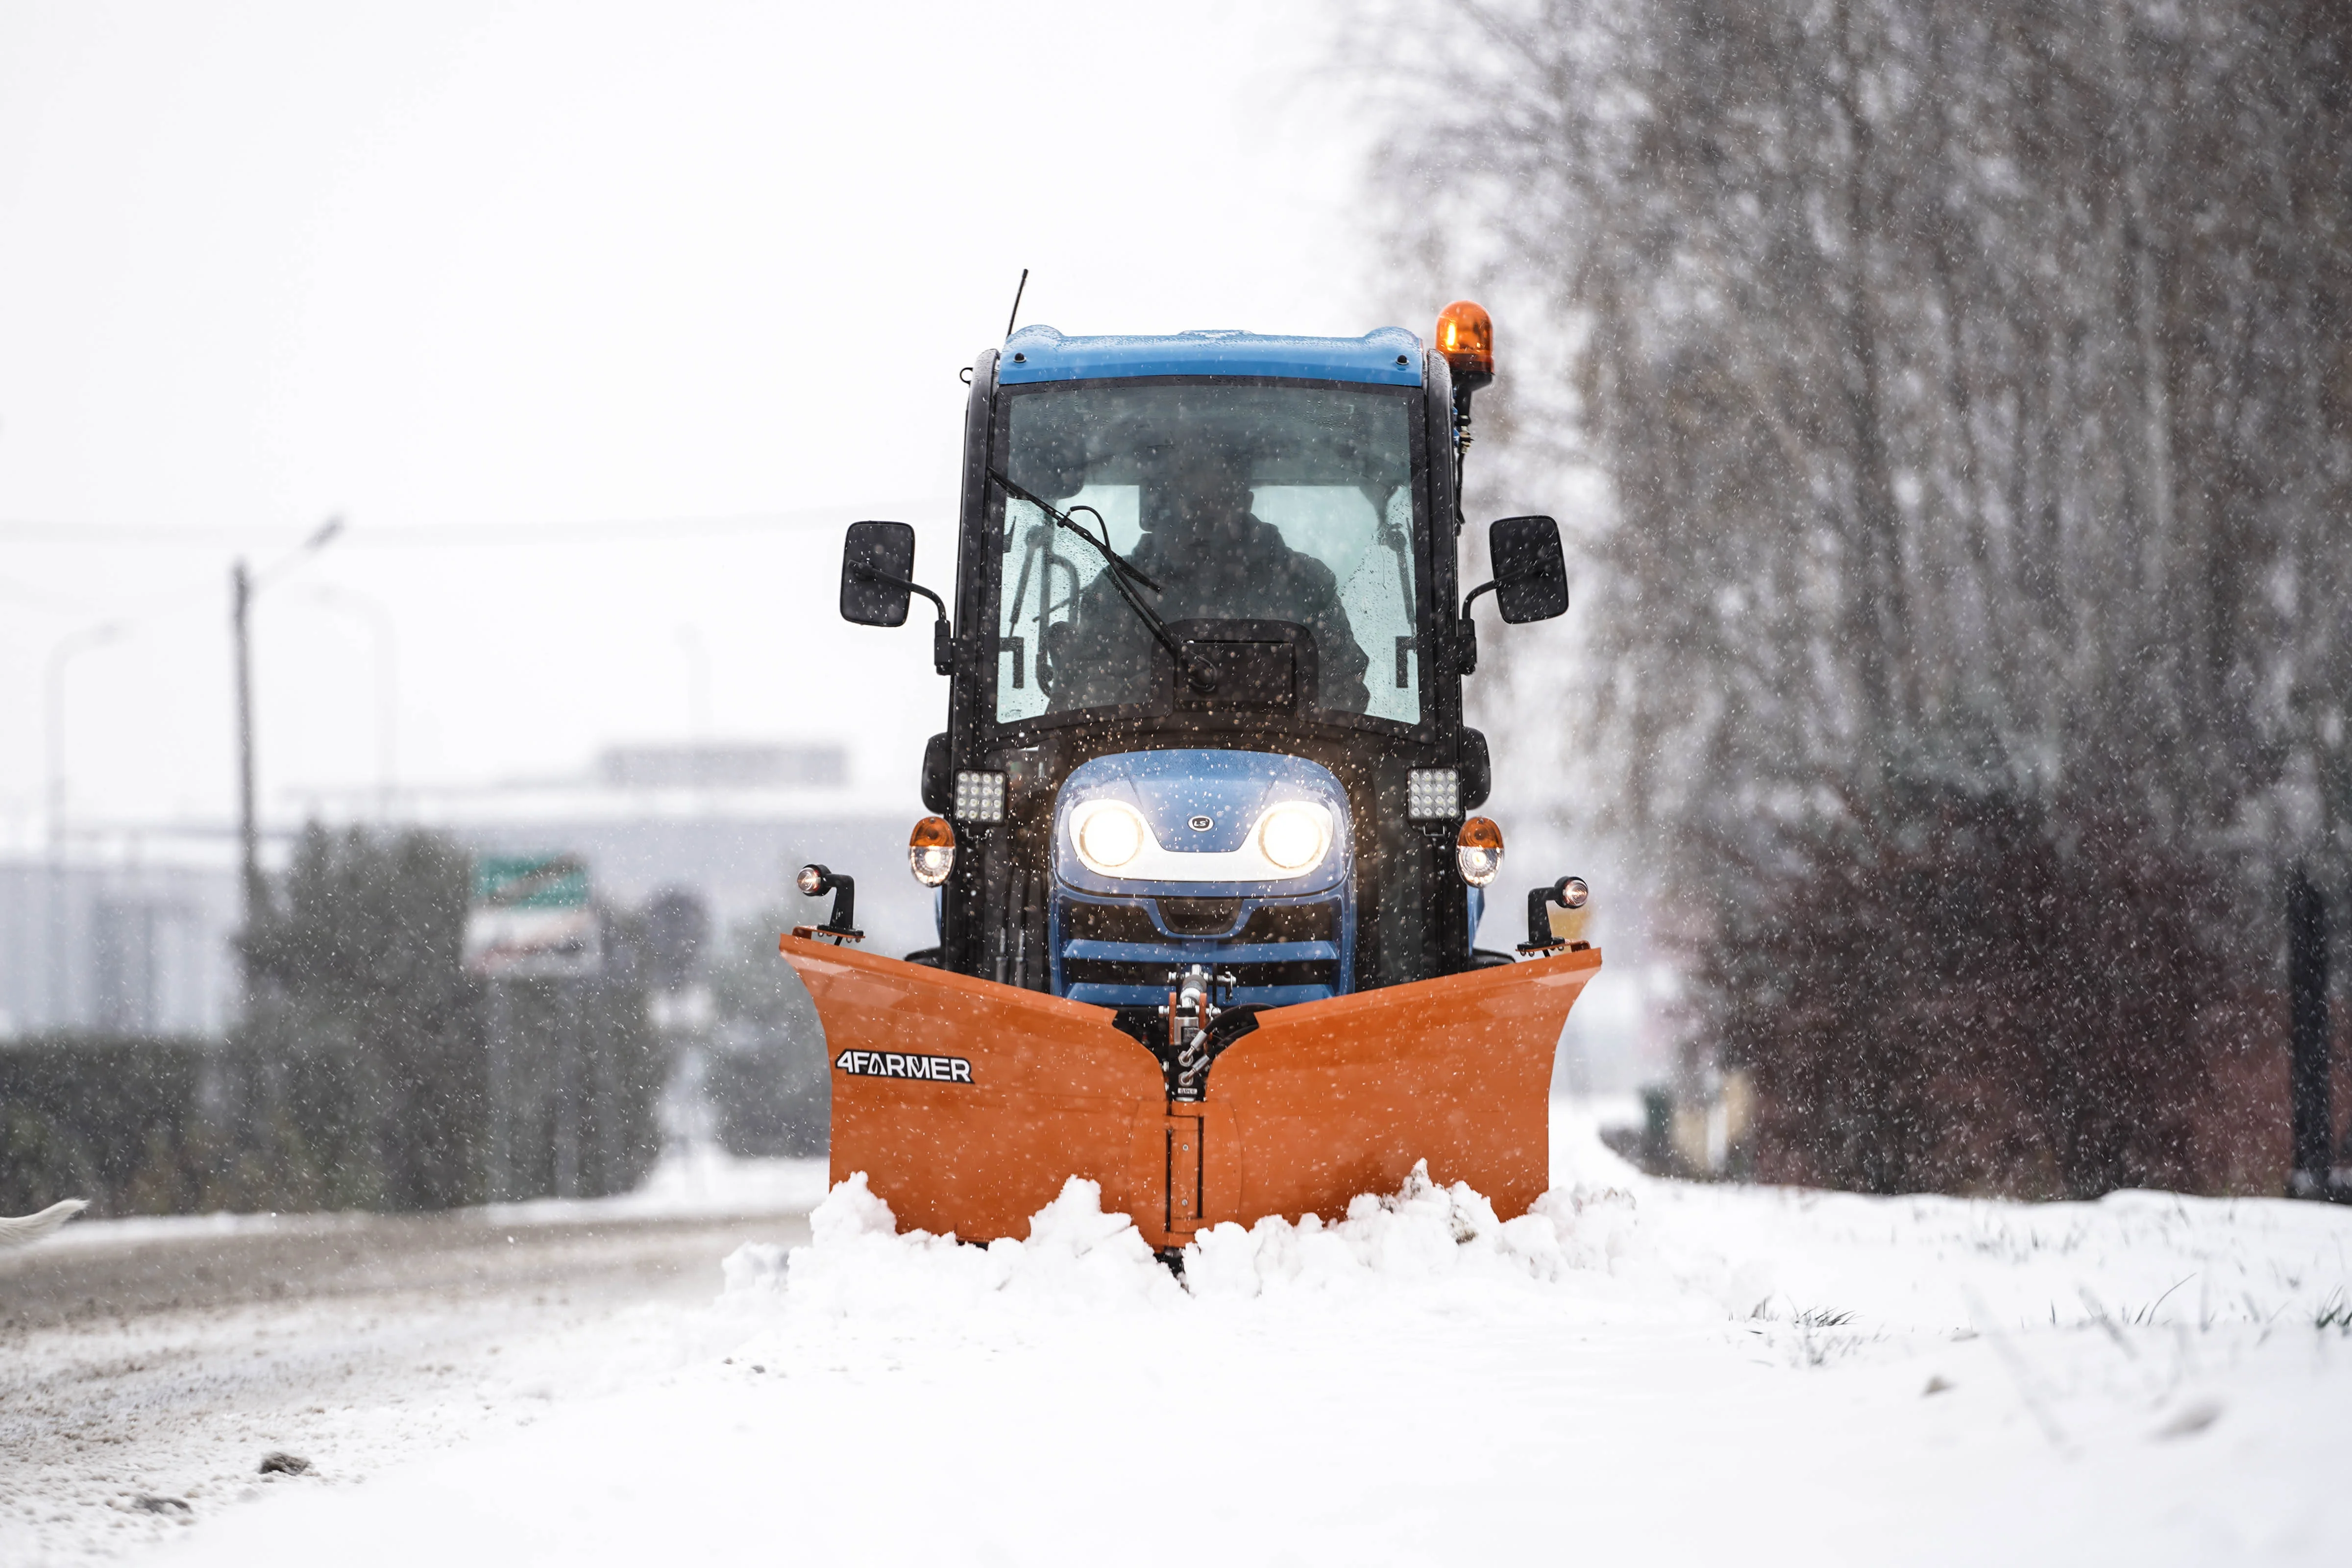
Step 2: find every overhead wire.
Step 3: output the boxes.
[0,499,952,549]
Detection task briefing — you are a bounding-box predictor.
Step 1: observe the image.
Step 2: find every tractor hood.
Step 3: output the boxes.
[1053,749,1350,898]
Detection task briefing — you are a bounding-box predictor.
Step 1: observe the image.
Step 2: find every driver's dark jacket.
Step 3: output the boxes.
[1041,512,1371,713]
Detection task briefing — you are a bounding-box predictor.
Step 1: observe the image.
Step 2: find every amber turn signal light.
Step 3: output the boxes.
[1455,815,1504,887]
[908,815,956,887]
[1435,300,1494,391]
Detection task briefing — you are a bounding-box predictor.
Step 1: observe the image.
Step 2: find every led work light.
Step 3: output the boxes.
[953,770,1006,823]
[1407,768,1461,821]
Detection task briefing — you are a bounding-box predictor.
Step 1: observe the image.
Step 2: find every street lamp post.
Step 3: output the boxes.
[45,621,126,1027]
[232,560,260,929]
[231,515,344,990]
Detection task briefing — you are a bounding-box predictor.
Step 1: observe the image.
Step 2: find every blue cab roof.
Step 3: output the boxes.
[998,325,1424,388]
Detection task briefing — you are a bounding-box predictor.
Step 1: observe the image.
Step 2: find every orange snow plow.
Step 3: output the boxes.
[781,934,1601,1249]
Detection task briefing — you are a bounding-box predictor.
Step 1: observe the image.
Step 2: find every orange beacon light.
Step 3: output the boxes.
[1435,300,1494,392]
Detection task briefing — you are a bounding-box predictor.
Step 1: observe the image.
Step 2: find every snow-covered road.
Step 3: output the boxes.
[9,1117,2351,1567]
[0,1154,824,1564]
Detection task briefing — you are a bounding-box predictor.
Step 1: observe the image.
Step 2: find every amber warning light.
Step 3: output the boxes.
[1435,300,1494,391]
[908,815,956,887]
[1456,815,1505,887]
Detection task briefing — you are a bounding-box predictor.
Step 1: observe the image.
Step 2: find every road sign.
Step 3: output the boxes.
[465,854,600,977]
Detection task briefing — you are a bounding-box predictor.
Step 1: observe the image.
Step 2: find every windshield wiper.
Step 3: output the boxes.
[989,470,1159,593]
[988,469,1218,692]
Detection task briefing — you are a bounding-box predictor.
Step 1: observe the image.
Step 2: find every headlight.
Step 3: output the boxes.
[1073,800,1150,873]
[1455,816,1504,886]
[1257,803,1331,872]
[907,815,956,887]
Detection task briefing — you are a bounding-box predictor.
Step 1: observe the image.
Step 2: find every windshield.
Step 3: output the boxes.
[993,382,1422,726]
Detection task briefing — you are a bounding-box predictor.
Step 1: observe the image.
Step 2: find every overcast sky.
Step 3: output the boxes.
[0,2,1397,840]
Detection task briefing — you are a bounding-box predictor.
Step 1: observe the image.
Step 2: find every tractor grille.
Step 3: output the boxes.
[1063,897,1324,943]
[1053,894,1348,1008]
[1154,896,1243,936]
[1059,900,1159,944]
[1235,902,1336,944]
[1063,955,1336,991]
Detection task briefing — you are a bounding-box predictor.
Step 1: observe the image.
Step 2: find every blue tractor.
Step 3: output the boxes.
[785,304,1600,1250]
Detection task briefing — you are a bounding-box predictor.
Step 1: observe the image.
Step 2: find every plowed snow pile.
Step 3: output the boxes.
[136,1109,2352,1568]
[726,1160,1639,1320]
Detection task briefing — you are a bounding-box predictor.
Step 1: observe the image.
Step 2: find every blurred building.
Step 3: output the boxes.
[406,741,921,946]
[0,740,926,1040]
[0,847,241,1038]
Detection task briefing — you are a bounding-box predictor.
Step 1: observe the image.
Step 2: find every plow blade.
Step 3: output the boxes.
[781,936,1602,1250]
[1199,949,1602,1229]
[778,937,1165,1242]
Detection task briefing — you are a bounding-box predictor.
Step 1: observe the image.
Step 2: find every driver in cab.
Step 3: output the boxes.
[1044,451,1371,713]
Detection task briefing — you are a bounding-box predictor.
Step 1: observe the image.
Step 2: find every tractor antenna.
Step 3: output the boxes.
[1005,268,1029,340]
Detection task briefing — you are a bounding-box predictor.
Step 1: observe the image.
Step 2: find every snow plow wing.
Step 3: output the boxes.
[781,936,1602,1250]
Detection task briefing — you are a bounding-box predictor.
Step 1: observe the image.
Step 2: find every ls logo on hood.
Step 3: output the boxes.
[1188,815,1214,831]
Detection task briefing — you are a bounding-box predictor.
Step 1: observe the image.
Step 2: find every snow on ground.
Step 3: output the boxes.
[14,1114,2352,1567]
[480,1146,833,1226]
[0,1151,825,1565]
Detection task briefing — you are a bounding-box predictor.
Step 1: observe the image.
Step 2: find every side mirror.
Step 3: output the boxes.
[1457,515,1568,674]
[1488,515,1569,623]
[840,520,917,627]
[840,521,955,673]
